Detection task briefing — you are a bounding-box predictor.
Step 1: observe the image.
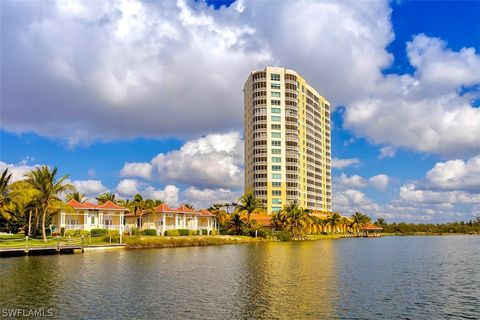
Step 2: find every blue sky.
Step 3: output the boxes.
[1,0,479,222]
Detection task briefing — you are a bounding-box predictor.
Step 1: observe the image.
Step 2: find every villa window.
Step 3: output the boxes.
[91,216,95,225]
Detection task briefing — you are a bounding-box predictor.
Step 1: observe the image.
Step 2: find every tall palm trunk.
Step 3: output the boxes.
[34,208,40,236]
[28,209,32,237]
[42,206,48,242]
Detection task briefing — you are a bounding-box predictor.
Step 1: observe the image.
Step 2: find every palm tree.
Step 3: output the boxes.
[0,168,13,220]
[66,191,87,203]
[9,181,39,237]
[117,198,132,209]
[326,212,342,234]
[25,166,75,241]
[227,212,245,235]
[130,194,154,229]
[375,218,386,227]
[184,203,194,210]
[351,212,371,235]
[152,199,165,207]
[283,203,310,239]
[271,210,288,231]
[96,192,117,204]
[236,193,264,222]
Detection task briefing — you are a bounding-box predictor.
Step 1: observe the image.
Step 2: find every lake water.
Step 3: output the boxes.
[1,236,479,319]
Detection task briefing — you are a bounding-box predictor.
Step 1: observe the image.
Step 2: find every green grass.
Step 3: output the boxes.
[0,235,118,248]
[125,235,269,249]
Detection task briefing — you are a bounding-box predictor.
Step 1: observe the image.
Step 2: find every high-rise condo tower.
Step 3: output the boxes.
[244,66,332,213]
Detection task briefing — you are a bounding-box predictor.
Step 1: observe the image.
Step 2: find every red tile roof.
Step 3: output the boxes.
[154,203,178,213]
[250,213,273,226]
[198,209,214,217]
[361,223,383,230]
[66,199,127,211]
[97,201,127,211]
[176,205,194,213]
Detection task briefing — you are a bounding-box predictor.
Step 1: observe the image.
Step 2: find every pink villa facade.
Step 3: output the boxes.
[125,204,218,235]
[50,200,128,233]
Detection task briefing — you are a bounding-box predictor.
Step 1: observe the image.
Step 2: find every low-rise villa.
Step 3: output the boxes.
[125,204,218,235]
[50,200,128,234]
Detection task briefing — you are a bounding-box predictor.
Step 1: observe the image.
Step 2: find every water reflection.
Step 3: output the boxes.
[1,236,479,319]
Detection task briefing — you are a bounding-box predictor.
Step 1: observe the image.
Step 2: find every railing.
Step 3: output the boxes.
[64,224,84,230]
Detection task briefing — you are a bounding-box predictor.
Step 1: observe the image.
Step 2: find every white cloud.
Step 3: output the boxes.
[71,179,108,196]
[398,155,480,205]
[123,132,243,189]
[337,173,390,191]
[181,186,240,209]
[379,146,396,159]
[332,158,360,169]
[344,34,480,158]
[1,0,393,144]
[369,174,390,191]
[116,179,141,196]
[422,155,480,193]
[333,189,380,215]
[144,185,180,207]
[120,162,153,180]
[0,161,38,181]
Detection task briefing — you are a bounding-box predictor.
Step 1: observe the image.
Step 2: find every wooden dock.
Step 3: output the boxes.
[0,246,83,258]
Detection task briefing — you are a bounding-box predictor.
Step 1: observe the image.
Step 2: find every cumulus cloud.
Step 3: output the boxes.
[378,146,396,159]
[344,34,480,158]
[1,0,393,145]
[116,179,141,196]
[332,157,360,169]
[71,179,108,196]
[333,189,380,215]
[398,155,480,206]
[119,132,244,189]
[0,161,38,181]
[181,187,240,209]
[120,162,153,180]
[338,173,390,191]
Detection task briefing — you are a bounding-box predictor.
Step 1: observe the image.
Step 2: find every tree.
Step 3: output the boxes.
[325,212,342,234]
[152,199,165,207]
[375,218,386,227]
[129,194,154,229]
[351,212,371,234]
[227,212,245,235]
[271,210,288,231]
[236,193,264,222]
[184,203,194,210]
[283,203,310,239]
[66,191,87,203]
[0,168,13,220]
[96,192,117,205]
[9,181,39,236]
[25,166,75,241]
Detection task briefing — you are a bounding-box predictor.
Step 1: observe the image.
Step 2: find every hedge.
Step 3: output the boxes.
[141,229,157,236]
[275,231,292,242]
[164,230,180,236]
[90,229,109,237]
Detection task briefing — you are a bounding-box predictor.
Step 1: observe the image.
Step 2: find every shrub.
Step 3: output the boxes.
[248,229,267,238]
[79,230,90,237]
[200,229,208,235]
[178,229,189,236]
[65,230,77,237]
[103,230,120,242]
[90,229,109,237]
[188,230,199,236]
[130,228,141,236]
[141,229,157,236]
[60,227,65,236]
[164,230,180,236]
[275,231,292,242]
[209,229,218,235]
